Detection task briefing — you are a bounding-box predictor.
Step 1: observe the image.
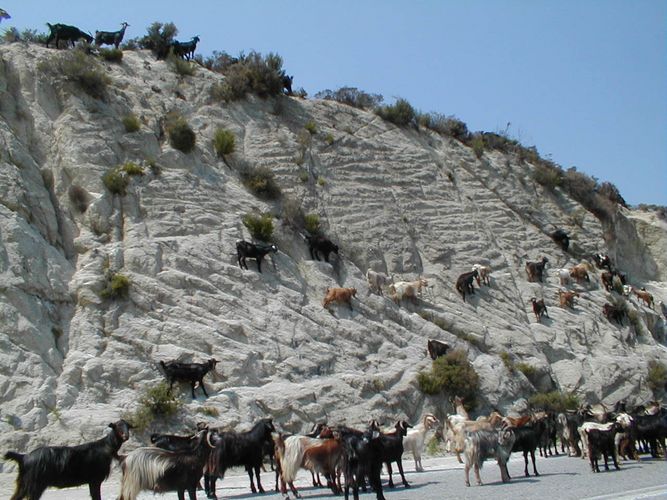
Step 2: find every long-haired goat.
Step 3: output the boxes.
[463,427,516,486]
[118,429,215,500]
[5,419,131,500]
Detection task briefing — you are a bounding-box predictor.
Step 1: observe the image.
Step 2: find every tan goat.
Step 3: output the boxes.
[322,287,357,310]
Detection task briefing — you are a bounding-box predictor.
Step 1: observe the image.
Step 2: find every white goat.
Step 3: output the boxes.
[390,278,428,304]
[366,268,393,296]
[402,413,440,472]
[555,268,571,286]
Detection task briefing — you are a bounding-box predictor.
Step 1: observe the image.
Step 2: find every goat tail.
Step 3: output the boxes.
[4,451,24,468]
[281,436,307,483]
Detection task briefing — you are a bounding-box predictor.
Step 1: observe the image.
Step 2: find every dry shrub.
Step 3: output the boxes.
[68,185,90,213]
[165,113,196,153]
[314,87,383,109]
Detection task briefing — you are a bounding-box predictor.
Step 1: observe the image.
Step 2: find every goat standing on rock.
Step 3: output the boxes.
[531,298,549,322]
[525,256,549,282]
[456,270,478,302]
[323,287,357,310]
[94,22,128,48]
[236,240,277,273]
[160,358,217,398]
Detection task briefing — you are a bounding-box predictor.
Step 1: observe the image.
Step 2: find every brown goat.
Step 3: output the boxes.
[322,287,357,310]
[531,298,549,322]
[558,290,579,309]
[569,264,590,284]
[632,288,654,308]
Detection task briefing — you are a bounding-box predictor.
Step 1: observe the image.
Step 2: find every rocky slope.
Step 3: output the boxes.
[0,42,665,453]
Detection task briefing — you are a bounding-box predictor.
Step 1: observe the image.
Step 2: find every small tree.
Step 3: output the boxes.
[376,98,417,127]
[138,21,178,59]
[417,349,480,412]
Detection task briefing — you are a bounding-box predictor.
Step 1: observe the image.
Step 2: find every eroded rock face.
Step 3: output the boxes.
[0,43,665,451]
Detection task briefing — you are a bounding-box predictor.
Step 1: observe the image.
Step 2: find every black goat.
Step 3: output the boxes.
[46,23,93,48]
[207,418,276,498]
[341,427,385,500]
[634,411,667,458]
[427,339,450,360]
[525,256,549,282]
[171,36,200,60]
[592,253,613,272]
[119,429,215,499]
[159,358,218,398]
[602,303,626,325]
[511,423,542,477]
[586,425,621,472]
[236,240,277,273]
[306,234,339,262]
[150,432,199,452]
[531,298,549,322]
[94,22,129,49]
[455,270,478,302]
[379,421,411,488]
[282,74,293,95]
[551,229,570,252]
[5,419,131,500]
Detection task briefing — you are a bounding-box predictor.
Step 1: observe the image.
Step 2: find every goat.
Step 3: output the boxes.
[556,268,571,286]
[339,426,385,500]
[551,229,570,252]
[236,240,277,273]
[94,22,128,48]
[274,434,343,497]
[46,23,93,48]
[159,358,217,398]
[569,263,591,284]
[402,414,440,472]
[472,264,491,286]
[171,36,200,60]
[207,418,276,498]
[633,287,654,308]
[119,429,215,500]
[531,297,549,322]
[366,268,393,296]
[593,253,613,272]
[378,421,411,488]
[323,287,357,310]
[5,419,131,500]
[455,270,478,302]
[446,411,502,464]
[601,271,614,291]
[150,430,204,452]
[634,412,667,458]
[586,424,622,472]
[426,339,449,360]
[558,290,579,309]
[306,234,339,262]
[282,74,294,95]
[463,427,516,486]
[603,303,626,325]
[525,256,549,282]
[389,278,428,304]
[511,423,543,477]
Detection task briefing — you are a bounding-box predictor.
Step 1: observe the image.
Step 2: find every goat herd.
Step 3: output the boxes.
[4,397,667,500]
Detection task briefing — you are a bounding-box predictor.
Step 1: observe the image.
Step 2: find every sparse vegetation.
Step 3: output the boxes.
[100,272,131,299]
[516,363,538,381]
[122,113,141,133]
[197,406,220,417]
[102,167,129,195]
[325,133,335,145]
[532,162,564,188]
[317,176,326,186]
[500,351,514,371]
[2,27,48,44]
[647,360,667,395]
[137,21,178,59]
[528,391,579,412]
[417,349,480,411]
[211,51,285,102]
[213,128,235,157]
[127,382,182,432]
[242,212,274,242]
[68,185,90,213]
[304,121,317,135]
[122,161,145,176]
[304,213,321,235]
[376,98,417,127]
[240,165,281,200]
[314,87,384,110]
[165,113,196,153]
[167,54,195,76]
[99,48,123,63]
[419,112,470,141]
[40,48,110,100]
[298,170,309,183]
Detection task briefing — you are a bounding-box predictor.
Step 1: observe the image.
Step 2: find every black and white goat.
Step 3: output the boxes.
[159,358,218,398]
[94,22,129,48]
[5,419,131,500]
[119,429,215,500]
[236,240,278,273]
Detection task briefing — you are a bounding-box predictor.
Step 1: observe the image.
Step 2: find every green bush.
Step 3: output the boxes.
[470,134,485,159]
[647,360,667,395]
[500,351,514,371]
[242,212,274,242]
[211,51,285,101]
[100,272,131,299]
[122,113,141,133]
[42,48,110,100]
[213,128,235,157]
[122,161,145,176]
[314,87,384,110]
[128,381,182,432]
[533,163,564,188]
[324,133,335,145]
[166,114,196,153]
[304,121,317,135]
[376,98,417,127]
[240,165,281,200]
[420,112,470,141]
[417,349,480,411]
[304,213,321,235]
[528,391,579,412]
[102,168,129,195]
[516,363,538,381]
[167,54,195,76]
[99,48,123,62]
[138,21,178,59]
[68,185,90,213]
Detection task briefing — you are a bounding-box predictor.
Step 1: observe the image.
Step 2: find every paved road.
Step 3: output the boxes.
[1,453,665,499]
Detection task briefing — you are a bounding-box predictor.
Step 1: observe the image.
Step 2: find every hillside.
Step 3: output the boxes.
[0,42,666,453]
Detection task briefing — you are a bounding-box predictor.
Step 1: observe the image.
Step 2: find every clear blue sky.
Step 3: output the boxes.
[2,0,665,206]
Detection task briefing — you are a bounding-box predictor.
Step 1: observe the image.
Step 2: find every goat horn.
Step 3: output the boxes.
[206,430,215,448]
